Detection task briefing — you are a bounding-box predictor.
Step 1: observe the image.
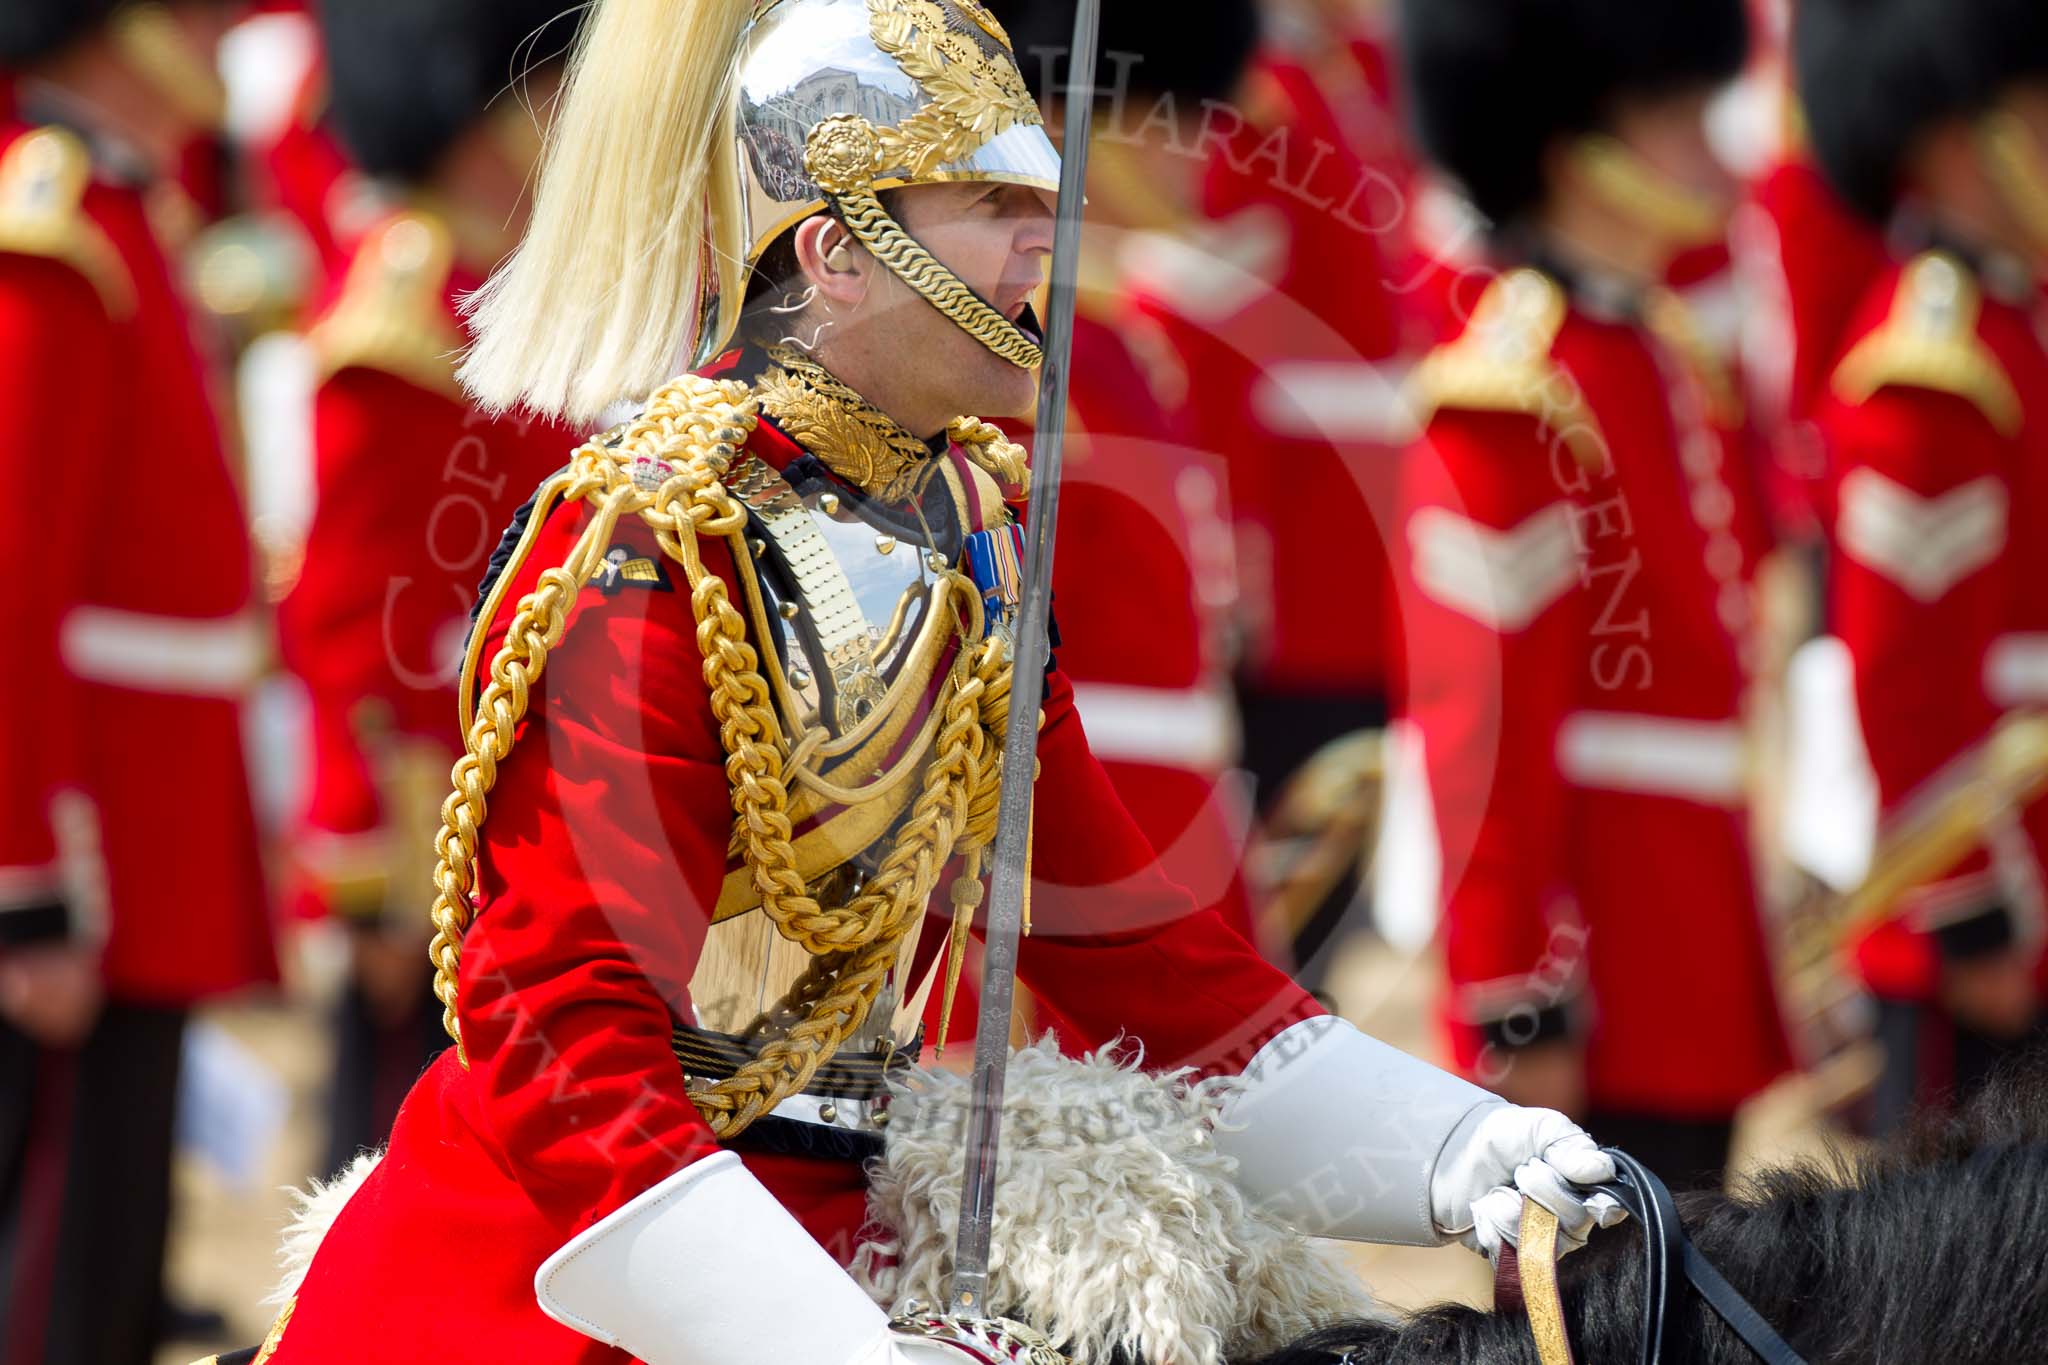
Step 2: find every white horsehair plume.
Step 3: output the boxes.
[459,0,759,422]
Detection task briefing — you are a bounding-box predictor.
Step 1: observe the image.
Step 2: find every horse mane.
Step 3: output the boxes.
[1247,1058,2048,1365]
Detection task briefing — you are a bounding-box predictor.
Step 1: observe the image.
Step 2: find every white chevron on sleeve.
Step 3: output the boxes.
[1837,469,2007,603]
[1408,503,1582,631]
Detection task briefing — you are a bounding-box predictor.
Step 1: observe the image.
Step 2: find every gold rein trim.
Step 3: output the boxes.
[1519,1201,1576,1365]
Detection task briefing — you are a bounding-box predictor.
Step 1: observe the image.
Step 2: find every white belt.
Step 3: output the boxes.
[1068,681,1240,771]
[768,1091,885,1133]
[1987,633,2048,707]
[1555,711,1746,806]
[1252,360,1419,444]
[61,606,268,697]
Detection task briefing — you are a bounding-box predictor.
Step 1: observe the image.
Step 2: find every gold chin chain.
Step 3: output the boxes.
[758,343,943,502]
[757,342,1032,501]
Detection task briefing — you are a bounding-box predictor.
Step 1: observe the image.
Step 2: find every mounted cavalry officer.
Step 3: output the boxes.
[1393,0,1791,1189]
[245,3,1622,1362]
[1799,0,2048,1130]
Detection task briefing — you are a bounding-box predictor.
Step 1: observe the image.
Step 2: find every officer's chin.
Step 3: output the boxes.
[983,305,1046,420]
[983,363,1042,422]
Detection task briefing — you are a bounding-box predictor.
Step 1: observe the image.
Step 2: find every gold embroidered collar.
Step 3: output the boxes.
[755,344,945,503]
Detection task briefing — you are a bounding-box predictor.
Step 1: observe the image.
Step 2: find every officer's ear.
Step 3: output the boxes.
[791,215,868,307]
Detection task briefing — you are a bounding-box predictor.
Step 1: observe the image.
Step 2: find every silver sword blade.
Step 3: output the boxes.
[949,0,1103,1321]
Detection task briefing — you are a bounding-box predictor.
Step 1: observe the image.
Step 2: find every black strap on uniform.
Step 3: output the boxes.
[671,1023,920,1101]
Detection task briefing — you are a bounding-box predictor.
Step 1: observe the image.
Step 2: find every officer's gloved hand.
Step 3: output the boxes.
[1431,1104,1628,1258]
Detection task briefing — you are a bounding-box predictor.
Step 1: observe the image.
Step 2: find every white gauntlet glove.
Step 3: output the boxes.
[538,1151,899,1365]
[1434,1102,1628,1257]
[1213,1018,1625,1255]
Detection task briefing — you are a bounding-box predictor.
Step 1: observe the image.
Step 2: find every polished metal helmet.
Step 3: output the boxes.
[461,0,1059,422]
[712,0,1059,366]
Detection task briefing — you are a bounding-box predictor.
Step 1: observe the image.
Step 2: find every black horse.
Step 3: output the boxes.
[1248,1065,2048,1365]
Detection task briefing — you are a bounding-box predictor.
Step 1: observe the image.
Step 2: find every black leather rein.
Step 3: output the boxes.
[1597,1148,1807,1365]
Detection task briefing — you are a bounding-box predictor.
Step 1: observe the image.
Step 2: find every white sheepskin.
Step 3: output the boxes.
[268,1148,382,1307]
[852,1038,1378,1365]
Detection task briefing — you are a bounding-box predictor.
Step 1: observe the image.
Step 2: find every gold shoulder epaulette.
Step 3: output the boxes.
[307,212,464,399]
[1832,251,2023,438]
[1408,268,1607,470]
[0,126,134,316]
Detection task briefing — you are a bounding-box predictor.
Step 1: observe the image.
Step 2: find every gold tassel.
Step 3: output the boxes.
[935,850,985,1058]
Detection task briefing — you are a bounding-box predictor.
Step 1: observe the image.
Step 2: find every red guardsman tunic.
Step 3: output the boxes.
[1396,266,1790,1118]
[0,113,274,1001]
[1126,40,1415,709]
[1028,306,1255,944]
[1819,249,2048,1003]
[1745,155,1890,538]
[267,389,1318,1363]
[278,209,576,926]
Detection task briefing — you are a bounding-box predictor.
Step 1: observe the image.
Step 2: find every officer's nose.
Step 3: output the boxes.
[1015,189,1056,256]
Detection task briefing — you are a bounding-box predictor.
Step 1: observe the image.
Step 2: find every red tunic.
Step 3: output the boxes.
[1124,38,1417,704]
[1818,250,2048,1001]
[0,114,274,1001]
[1397,267,1790,1117]
[269,402,1318,1362]
[278,209,576,923]
[1743,157,1890,537]
[1023,308,1254,943]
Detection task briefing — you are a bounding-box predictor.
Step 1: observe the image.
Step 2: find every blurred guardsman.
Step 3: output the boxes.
[226,2,1623,1361]
[0,2,274,1362]
[278,0,585,1179]
[1395,0,1791,1189]
[1799,0,2048,1130]
[223,0,364,290]
[989,0,1262,957]
[1205,2,1423,973]
[1019,0,1420,972]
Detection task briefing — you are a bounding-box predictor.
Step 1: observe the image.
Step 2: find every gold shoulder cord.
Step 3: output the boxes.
[428,372,1020,1138]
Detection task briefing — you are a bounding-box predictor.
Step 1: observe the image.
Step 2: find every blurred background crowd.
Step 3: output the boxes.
[2,0,2046,1359]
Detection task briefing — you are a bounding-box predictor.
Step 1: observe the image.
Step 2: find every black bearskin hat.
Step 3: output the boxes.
[318,0,584,183]
[1398,0,1749,227]
[1,0,122,67]
[1796,0,2048,223]
[987,0,1261,106]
